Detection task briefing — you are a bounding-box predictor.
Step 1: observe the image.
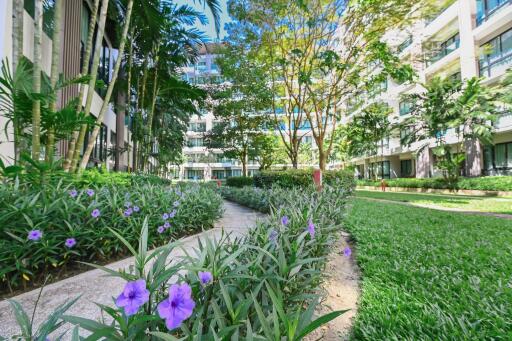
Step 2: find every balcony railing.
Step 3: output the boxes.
[397,36,413,53]
[425,36,460,67]
[479,52,512,78]
[476,0,511,26]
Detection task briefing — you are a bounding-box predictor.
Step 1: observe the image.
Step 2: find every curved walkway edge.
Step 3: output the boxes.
[0,201,266,339]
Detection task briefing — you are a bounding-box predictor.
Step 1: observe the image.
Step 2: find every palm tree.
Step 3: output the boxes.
[31,0,44,160]
[12,0,24,163]
[45,0,63,163]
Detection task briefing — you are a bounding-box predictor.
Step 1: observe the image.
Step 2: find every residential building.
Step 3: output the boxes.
[0,0,132,170]
[346,0,512,179]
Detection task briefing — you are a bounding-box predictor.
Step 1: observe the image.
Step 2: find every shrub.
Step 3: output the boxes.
[220,186,270,212]
[53,181,354,339]
[254,168,356,189]
[0,181,222,293]
[357,176,512,192]
[225,176,254,188]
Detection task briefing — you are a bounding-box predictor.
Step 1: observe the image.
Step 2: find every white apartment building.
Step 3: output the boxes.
[0,0,132,171]
[347,0,512,179]
[179,43,315,180]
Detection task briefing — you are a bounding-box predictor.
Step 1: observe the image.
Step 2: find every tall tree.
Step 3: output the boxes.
[31,0,44,160]
[12,0,24,163]
[79,0,135,171]
[401,76,498,186]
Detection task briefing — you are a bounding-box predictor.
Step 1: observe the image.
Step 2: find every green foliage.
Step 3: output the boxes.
[357,176,512,191]
[59,181,354,339]
[225,176,254,188]
[253,169,356,189]
[220,186,270,213]
[0,181,222,292]
[346,198,512,339]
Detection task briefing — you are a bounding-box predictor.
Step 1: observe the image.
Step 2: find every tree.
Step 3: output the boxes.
[249,134,284,170]
[31,0,44,160]
[401,76,498,186]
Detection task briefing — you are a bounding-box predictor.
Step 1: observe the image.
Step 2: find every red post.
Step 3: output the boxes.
[313,169,322,191]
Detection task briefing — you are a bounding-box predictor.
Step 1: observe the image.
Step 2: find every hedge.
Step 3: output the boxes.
[254,169,356,189]
[357,176,512,192]
[225,176,254,188]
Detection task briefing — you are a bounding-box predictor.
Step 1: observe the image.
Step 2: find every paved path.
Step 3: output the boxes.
[0,201,266,339]
[358,196,512,220]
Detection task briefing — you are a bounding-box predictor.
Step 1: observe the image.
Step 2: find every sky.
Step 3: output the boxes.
[174,0,231,41]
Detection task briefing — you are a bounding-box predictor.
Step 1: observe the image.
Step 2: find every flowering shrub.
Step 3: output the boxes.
[0,181,223,293]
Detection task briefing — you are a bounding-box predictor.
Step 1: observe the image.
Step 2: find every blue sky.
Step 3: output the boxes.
[174,0,231,41]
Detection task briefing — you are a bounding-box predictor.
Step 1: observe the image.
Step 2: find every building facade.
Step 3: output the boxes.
[347,0,512,179]
[0,0,131,170]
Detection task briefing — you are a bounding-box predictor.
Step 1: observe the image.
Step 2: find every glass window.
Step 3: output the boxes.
[399,101,413,116]
[483,145,494,170]
[187,169,204,180]
[479,28,512,77]
[400,159,413,177]
[495,143,506,167]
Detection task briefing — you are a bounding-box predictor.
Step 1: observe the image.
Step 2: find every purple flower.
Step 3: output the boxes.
[162,213,169,220]
[91,209,100,218]
[157,226,165,234]
[133,206,140,212]
[157,283,196,330]
[281,216,289,226]
[169,210,176,218]
[176,190,182,196]
[307,219,315,238]
[164,221,170,229]
[28,230,43,241]
[124,208,133,217]
[173,201,180,207]
[125,202,132,208]
[344,246,352,257]
[198,271,213,285]
[86,189,95,197]
[69,189,78,198]
[65,238,76,248]
[269,229,278,244]
[115,279,150,316]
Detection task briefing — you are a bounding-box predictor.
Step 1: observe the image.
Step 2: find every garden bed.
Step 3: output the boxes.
[357,185,512,197]
[0,180,223,296]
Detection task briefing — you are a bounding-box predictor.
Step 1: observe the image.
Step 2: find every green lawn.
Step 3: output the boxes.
[345,198,512,339]
[355,190,512,215]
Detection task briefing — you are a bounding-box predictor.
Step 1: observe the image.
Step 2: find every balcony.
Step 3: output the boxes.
[425,34,460,67]
[479,28,512,80]
[476,0,512,26]
[397,36,413,54]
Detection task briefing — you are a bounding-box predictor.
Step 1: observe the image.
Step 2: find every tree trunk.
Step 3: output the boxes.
[63,0,100,171]
[78,0,134,171]
[31,0,43,161]
[125,28,134,171]
[45,0,63,163]
[115,90,126,171]
[70,0,109,172]
[143,45,160,171]
[319,152,327,171]
[12,0,24,163]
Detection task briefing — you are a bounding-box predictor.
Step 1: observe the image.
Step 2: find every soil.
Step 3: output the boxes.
[305,231,360,340]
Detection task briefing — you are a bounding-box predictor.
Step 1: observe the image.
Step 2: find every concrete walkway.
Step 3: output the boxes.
[359,196,512,220]
[0,201,266,338]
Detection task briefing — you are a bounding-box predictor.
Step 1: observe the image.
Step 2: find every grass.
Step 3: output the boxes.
[346,198,512,339]
[355,190,512,215]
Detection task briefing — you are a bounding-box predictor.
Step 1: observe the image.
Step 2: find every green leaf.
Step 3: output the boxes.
[295,310,349,340]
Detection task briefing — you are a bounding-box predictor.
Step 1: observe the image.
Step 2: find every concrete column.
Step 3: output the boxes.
[458,0,479,79]
[416,148,432,178]
[464,139,483,177]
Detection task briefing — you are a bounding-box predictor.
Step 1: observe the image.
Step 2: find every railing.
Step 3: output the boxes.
[476,0,511,26]
[397,36,413,53]
[426,38,460,66]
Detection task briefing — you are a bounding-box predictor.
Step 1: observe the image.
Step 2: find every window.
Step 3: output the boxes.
[231,169,242,177]
[483,142,512,170]
[187,138,204,147]
[370,161,390,179]
[187,169,204,180]
[399,101,413,116]
[25,0,55,36]
[400,159,414,177]
[212,170,226,179]
[303,136,313,144]
[188,122,206,132]
[479,28,512,78]
[476,0,511,25]
[400,126,415,145]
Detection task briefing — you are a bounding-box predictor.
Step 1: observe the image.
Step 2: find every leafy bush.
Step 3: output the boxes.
[357,176,512,192]
[225,176,253,188]
[75,169,172,188]
[52,182,354,339]
[0,181,222,293]
[220,186,270,212]
[254,168,356,189]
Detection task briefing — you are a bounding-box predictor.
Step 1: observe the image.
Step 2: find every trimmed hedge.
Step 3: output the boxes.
[357,176,512,192]
[254,169,356,189]
[225,176,254,188]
